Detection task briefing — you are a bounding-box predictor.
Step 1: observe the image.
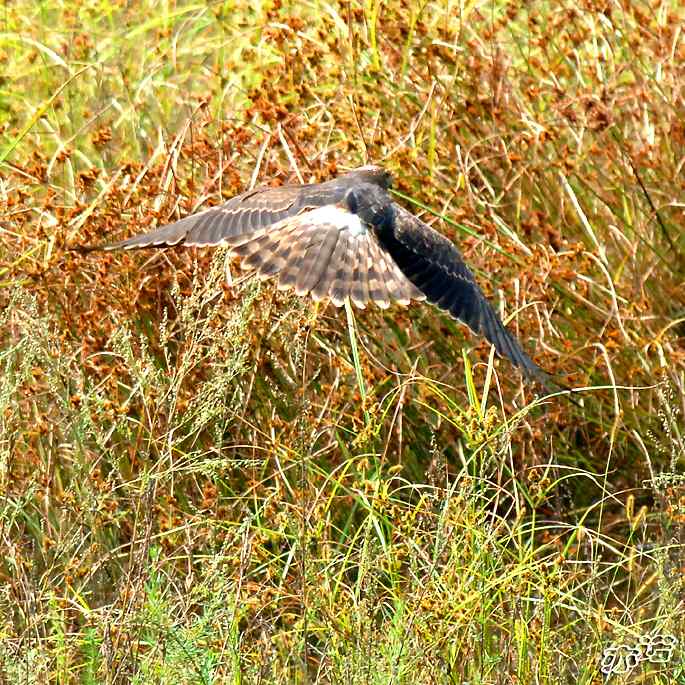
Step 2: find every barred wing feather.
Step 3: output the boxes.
[90,166,393,252]
[97,185,305,250]
[227,205,424,309]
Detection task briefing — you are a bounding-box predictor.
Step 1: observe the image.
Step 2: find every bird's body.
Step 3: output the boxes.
[84,165,550,385]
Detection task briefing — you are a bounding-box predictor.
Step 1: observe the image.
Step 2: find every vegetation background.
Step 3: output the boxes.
[1,0,684,682]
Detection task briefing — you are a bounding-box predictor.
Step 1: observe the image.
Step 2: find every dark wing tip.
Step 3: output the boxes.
[72,234,185,253]
[72,211,211,253]
[492,326,582,407]
[383,204,558,386]
[474,299,555,386]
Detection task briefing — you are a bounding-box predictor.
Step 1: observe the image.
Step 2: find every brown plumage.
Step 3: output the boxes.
[80,165,552,386]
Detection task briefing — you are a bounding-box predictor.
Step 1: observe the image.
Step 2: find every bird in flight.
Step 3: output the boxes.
[82,165,550,386]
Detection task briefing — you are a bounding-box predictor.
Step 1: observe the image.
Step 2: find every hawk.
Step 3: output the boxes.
[83,165,550,386]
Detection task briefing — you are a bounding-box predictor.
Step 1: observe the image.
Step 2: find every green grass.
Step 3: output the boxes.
[1,0,684,682]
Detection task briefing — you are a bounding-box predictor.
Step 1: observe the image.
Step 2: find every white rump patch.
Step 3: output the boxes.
[346,214,365,237]
[305,205,366,238]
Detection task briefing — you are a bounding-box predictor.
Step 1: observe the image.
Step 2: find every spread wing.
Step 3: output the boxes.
[76,162,551,386]
[381,204,547,382]
[84,166,392,251]
[226,204,424,309]
[93,184,318,250]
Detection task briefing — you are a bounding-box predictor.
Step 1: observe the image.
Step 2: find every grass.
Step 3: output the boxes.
[1,0,684,682]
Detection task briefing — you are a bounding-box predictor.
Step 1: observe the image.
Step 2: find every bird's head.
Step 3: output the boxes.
[345,165,393,190]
